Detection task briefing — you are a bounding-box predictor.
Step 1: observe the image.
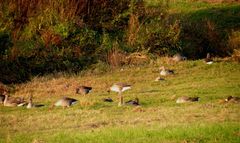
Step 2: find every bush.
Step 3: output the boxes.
[0,0,189,83]
[0,31,12,58]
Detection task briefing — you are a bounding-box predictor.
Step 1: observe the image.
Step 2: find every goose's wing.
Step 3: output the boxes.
[84,86,92,90]
[110,84,121,92]
[117,83,131,92]
[66,97,78,105]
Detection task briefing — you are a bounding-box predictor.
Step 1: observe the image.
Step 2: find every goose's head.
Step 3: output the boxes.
[206,53,211,59]
[28,95,33,102]
[135,98,139,104]
[225,96,233,102]
[2,90,8,96]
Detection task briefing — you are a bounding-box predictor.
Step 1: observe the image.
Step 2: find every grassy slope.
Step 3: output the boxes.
[0,59,240,143]
[1,1,240,143]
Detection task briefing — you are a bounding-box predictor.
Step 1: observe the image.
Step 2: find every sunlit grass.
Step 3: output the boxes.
[0,58,239,142]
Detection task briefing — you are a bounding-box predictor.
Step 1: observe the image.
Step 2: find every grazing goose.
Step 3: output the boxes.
[125,98,140,106]
[102,97,113,102]
[76,86,92,95]
[3,94,26,107]
[204,53,213,64]
[50,97,78,109]
[109,83,131,106]
[225,96,240,103]
[155,76,165,81]
[176,96,199,103]
[27,95,44,109]
[159,66,174,76]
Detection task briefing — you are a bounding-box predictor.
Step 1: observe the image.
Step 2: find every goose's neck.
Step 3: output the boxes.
[135,98,139,104]
[4,95,8,104]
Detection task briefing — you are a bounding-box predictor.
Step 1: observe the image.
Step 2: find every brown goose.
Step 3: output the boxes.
[159,66,174,76]
[225,96,240,103]
[204,53,213,64]
[125,98,140,106]
[172,54,187,62]
[109,83,131,106]
[26,95,44,109]
[155,76,165,82]
[102,97,113,102]
[3,94,26,107]
[50,97,78,109]
[76,86,92,95]
[176,96,199,103]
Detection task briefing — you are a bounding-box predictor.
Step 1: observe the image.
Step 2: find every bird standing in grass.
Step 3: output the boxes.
[76,86,92,96]
[109,83,131,106]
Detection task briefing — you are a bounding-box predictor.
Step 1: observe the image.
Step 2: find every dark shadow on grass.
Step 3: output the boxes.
[137,89,161,94]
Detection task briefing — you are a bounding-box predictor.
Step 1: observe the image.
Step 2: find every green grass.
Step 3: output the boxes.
[0,1,240,142]
[4,123,239,143]
[0,59,240,143]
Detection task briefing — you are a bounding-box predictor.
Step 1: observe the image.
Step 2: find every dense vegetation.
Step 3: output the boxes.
[0,0,240,83]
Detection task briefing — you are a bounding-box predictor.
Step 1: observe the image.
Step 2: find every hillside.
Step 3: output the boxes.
[0,0,240,142]
[0,59,240,143]
[1,0,240,83]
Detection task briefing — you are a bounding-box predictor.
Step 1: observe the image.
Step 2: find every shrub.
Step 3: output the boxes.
[0,0,186,83]
[0,31,12,58]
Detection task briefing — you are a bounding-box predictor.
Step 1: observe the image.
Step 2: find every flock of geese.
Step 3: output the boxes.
[0,53,239,109]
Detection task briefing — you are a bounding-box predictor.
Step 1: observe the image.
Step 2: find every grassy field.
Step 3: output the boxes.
[0,58,240,143]
[1,1,240,143]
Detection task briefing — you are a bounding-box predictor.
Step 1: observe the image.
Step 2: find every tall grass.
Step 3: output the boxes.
[0,0,240,83]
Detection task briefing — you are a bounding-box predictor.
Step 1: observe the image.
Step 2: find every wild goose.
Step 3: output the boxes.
[50,97,78,109]
[76,86,92,95]
[109,83,131,106]
[125,98,140,106]
[159,66,174,76]
[3,94,26,107]
[176,96,199,103]
[155,76,164,82]
[26,95,44,109]
[102,97,113,102]
[204,53,213,64]
[225,96,240,103]
[172,54,187,62]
